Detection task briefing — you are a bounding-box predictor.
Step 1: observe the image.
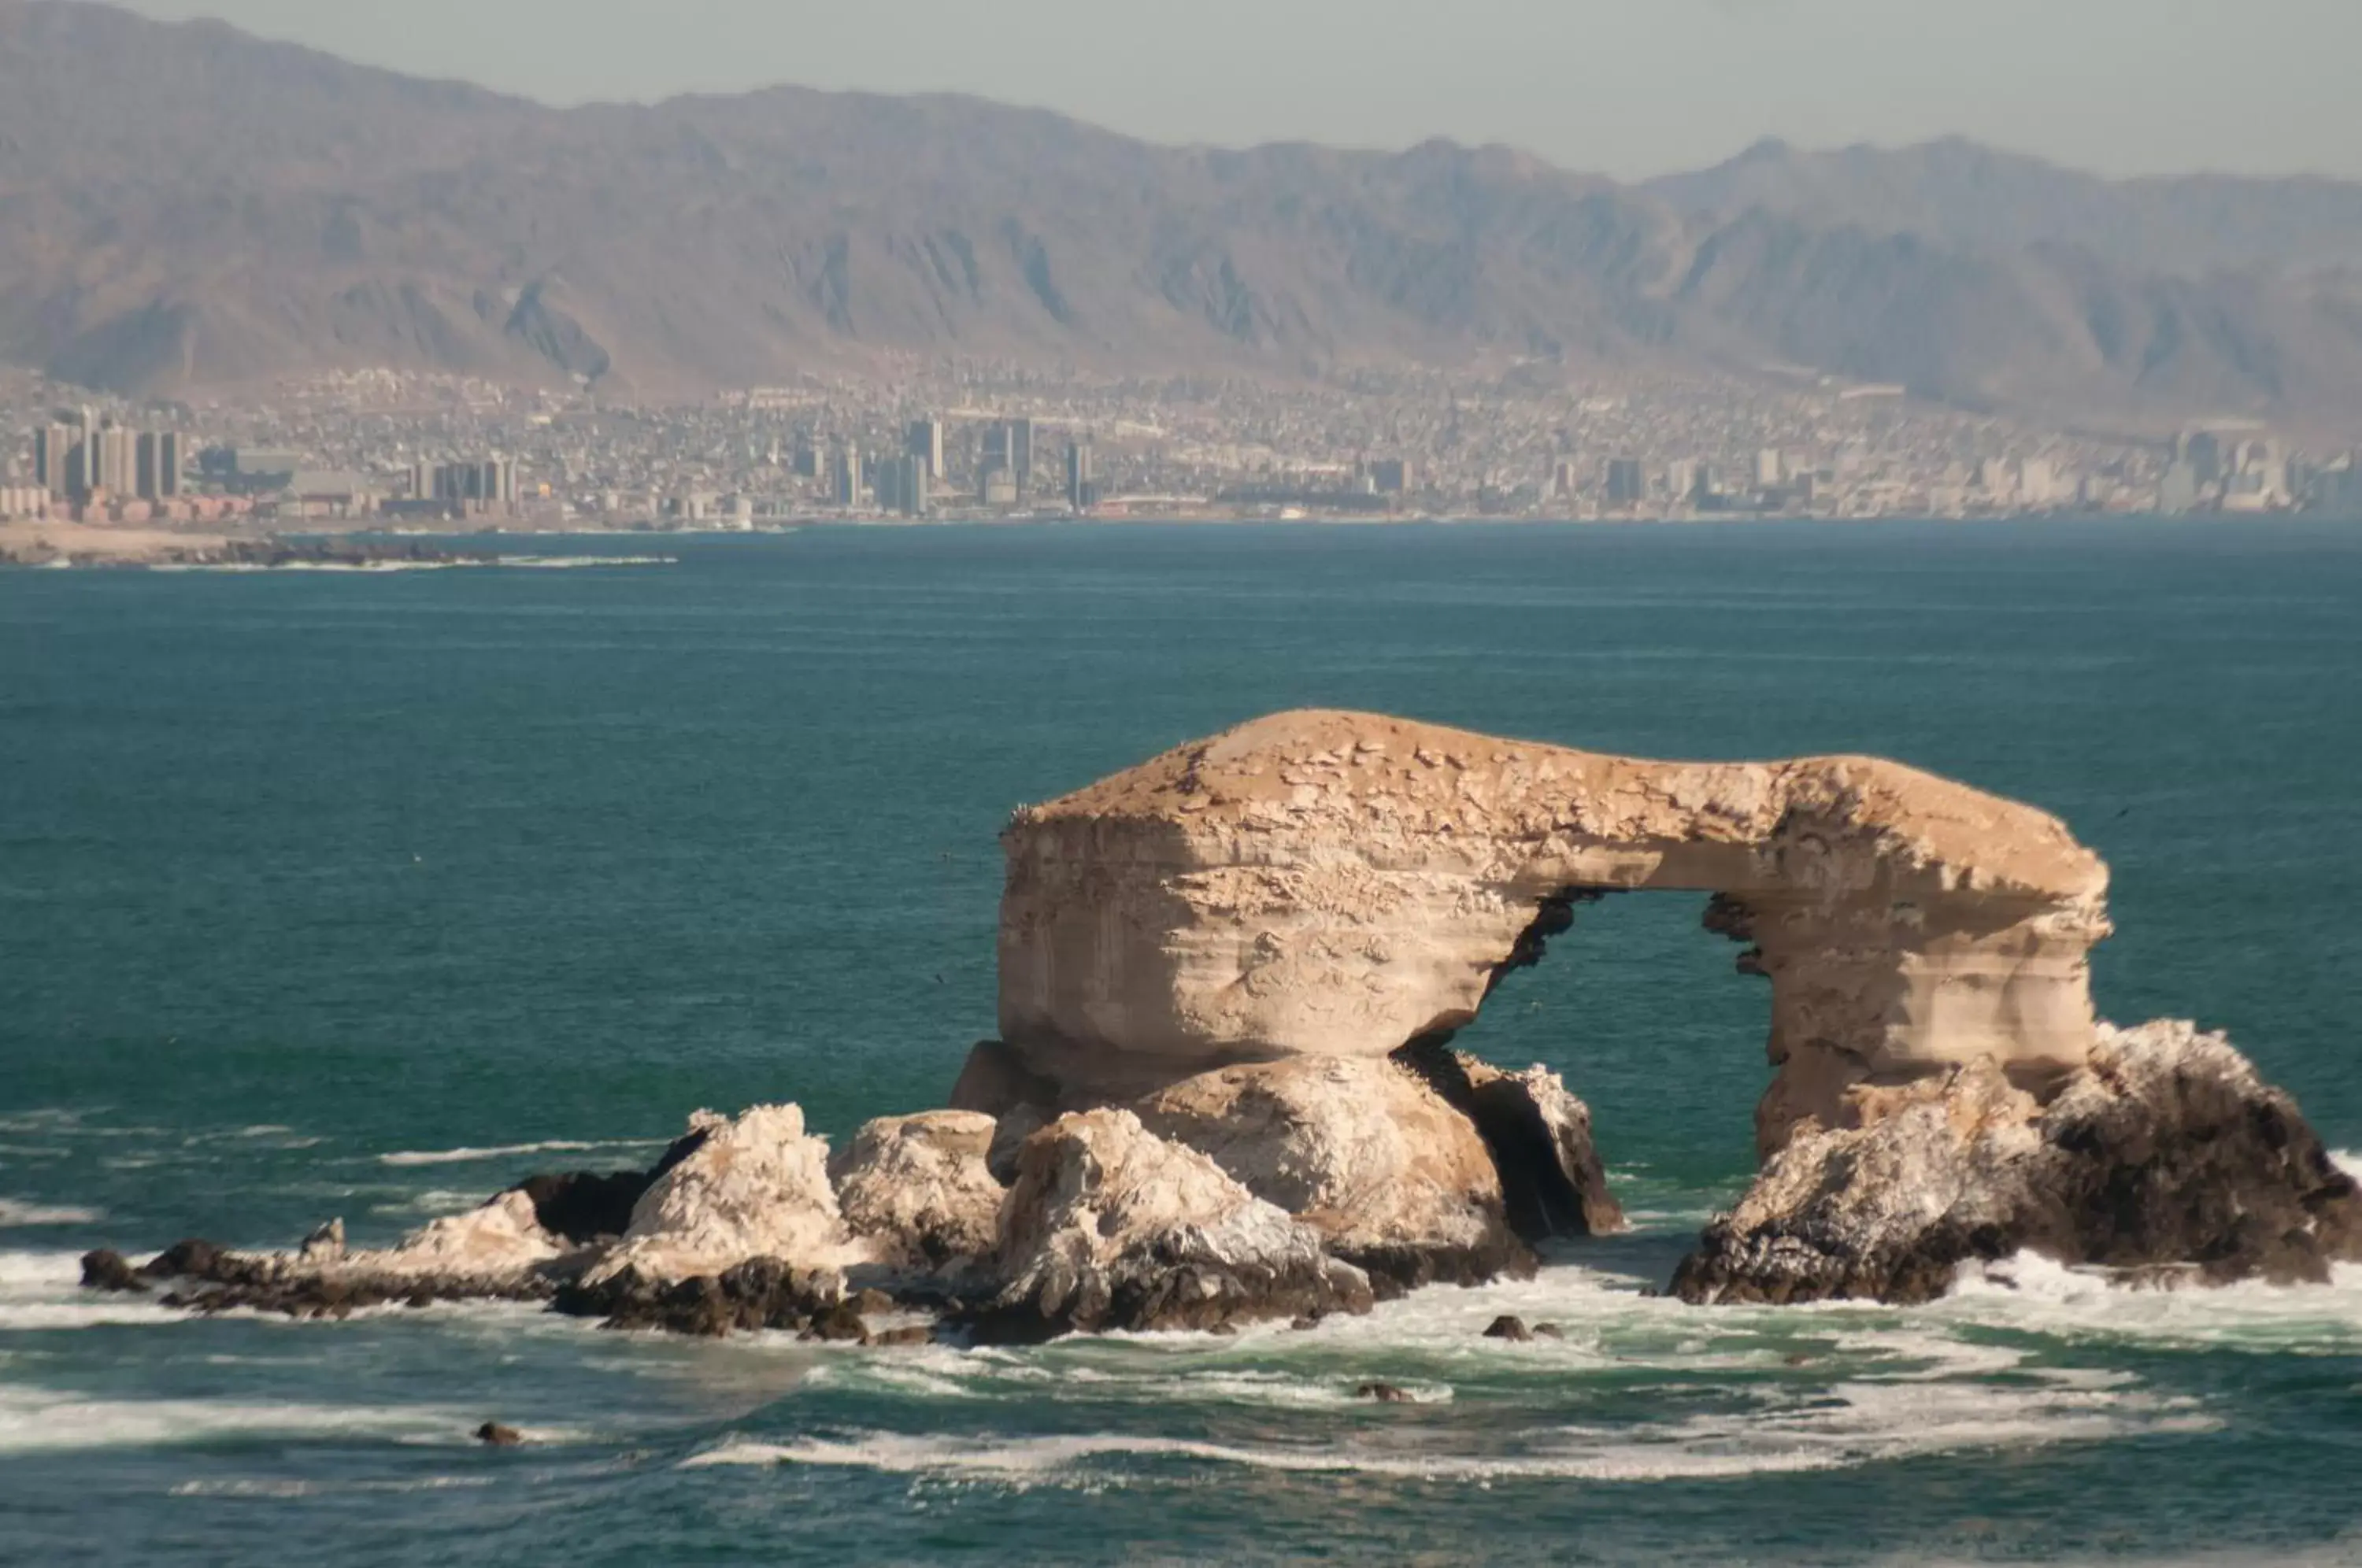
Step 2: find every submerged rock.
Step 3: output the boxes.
[829,1111,1004,1281]
[967,1108,1375,1343]
[1673,1020,2362,1306]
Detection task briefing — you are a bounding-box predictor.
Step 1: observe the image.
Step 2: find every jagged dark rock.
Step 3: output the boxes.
[80,1249,146,1293]
[1483,1315,1533,1342]
[508,1127,712,1246]
[1356,1381,1413,1403]
[1674,1021,2362,1307]
[475,1422,524,1448]
[552,1256,842,1337]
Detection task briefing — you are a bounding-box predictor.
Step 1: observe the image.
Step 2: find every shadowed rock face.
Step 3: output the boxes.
[995,709,2112,1154]
[1672,1021,2362,1304]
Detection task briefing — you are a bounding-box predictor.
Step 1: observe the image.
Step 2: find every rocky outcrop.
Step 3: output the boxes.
[1672,1020,2362,1305]
[830,1111,1004,1281]
[997,710,2111,1155]
[507,1128,711,1246]
[967,1109,1375,1342]
[1136,1056,1527,1292]
[123,1191,588,1318]
[582,1104,854,1289]
[1396,1047,1628,1243]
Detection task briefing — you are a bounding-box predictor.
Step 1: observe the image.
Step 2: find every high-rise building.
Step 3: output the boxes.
[135,431,183,501]
[2183,431,2224,486]
[1009,419,1036,493]
[982,418,1036,495]
[877,453,931,517]
[425,458,516,508]
[1606,458,1646,505]
[91,423,136,497]
[905,417,945,481]
[34,423,75,498]
[832,445,864,508]
[1365,458,1412,495]
[1065,439,1094,512]
[1756,449,1785,490]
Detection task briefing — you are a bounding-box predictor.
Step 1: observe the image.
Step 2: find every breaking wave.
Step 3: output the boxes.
[0,1199,103,1228]
[376,1138,663,1168]
[683,1372,2214,1484]
[0,1385,465,1453]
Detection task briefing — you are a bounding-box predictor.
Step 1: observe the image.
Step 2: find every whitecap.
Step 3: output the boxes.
[368,1189,495,1218]
[1938,1250,2362,1351]
[0,1385,465,1453]
[2334,1149,2361,1184]
[0,1199,103,1228]
[681,1372,2209,1484]
[376,1138,662,1168]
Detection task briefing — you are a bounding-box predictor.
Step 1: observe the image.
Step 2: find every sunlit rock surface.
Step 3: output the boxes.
[830,1110,1005,1281]
[968,1108,1375,1341]
[583,1104,854,1289]
[996,709,2111,1154]
[1672,1020,2362,1305]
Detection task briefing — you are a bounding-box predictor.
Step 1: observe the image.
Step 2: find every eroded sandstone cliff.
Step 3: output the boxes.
[88,710,2360,1335]
[994,708,2111,1153]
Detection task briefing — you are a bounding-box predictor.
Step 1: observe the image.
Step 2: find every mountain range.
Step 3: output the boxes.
[6,0,2362,436]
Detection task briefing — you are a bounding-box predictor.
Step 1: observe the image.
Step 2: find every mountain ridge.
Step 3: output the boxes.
[6,0,2362,435]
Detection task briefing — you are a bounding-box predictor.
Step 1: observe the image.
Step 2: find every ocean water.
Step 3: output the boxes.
[2,519,2360,1565]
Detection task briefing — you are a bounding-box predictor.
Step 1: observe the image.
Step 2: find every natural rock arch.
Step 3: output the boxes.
[991,709,2113,1153]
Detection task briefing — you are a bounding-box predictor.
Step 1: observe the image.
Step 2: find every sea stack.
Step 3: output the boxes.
[97,711,2362,1331]
[978,708,2360,1304]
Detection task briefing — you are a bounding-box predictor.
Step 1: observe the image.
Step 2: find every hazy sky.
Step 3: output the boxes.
[114,0,2362,181]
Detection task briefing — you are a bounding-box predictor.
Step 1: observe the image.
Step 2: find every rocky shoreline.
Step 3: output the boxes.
[80,712,2362,1340]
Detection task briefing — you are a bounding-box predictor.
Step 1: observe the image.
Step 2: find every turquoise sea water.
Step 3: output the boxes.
[2,520,2360,1564]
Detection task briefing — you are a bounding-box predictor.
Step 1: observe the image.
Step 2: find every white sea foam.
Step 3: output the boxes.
[369,1189,495,1218]
[0,1199,104,1227]
[682,1372,2210,1484]
[0,1251,178,1330]
[2334,1148,2361,1183]
[1938,1251,2362,1350]
[0,1385,465,1453]
[169,1475,498,1499]
[376,1138,661,1168]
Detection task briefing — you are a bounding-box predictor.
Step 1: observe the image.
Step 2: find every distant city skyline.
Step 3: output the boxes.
[102,0,2362,183]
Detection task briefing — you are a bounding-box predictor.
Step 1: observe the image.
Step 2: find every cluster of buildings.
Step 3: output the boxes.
[4,361,2358,531]
[8,409,185,516]
[2154,426,2356,514]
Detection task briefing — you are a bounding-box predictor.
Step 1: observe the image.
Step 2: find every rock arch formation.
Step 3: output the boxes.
[994,709,2114,1153]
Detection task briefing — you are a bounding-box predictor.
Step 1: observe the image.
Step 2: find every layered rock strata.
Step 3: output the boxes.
[994,709,2112,1154]
[1673,1020,2362,1304]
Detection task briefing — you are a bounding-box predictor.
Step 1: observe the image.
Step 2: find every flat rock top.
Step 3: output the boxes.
[1019,709,2106,903]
